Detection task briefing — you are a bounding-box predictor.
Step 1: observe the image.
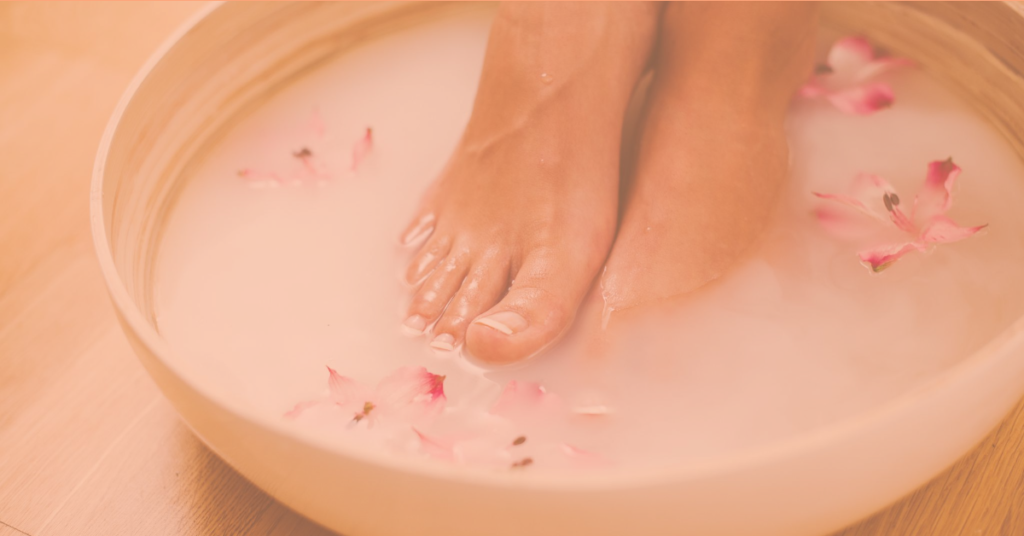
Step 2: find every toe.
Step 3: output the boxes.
[430,254,511,350]
[404,234,451,286]
[465,249,596,364]
[404,251,470,334]
[399,211,436,248]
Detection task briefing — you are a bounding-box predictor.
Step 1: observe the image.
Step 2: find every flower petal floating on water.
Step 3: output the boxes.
[412,427,456,461]
[286,365,446,427]
[855,242,926,273]
[290,146,333,180]
[291,371,606,470]
[410,380,605,470]
[351,127,373,171]
[799,36,913,115]
[238,110,336,187]
[411,424,516,468]
[374,365,447,423]
[917,158,959,220]
[237,168,287,187]
[326,366,372,406]
[490,380,565,420]
[559,443,607,464]
[309,108,327,139]
[814,158,987,272]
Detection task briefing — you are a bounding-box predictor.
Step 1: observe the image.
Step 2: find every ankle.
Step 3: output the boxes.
[657,3,818,118]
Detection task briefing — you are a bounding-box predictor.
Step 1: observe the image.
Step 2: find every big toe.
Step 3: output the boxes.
[465,252,593,364]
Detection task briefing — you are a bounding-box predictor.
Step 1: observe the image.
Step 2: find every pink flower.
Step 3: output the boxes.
[411,380,604,469]
[350,127,373,171]
[236,168,285,185]
[411,427,518,467]
[289,370,606,469]
[412,426,597,470]
[814,158,987,272]
[238,110,333,187]
[309,107,327,138]
[286,366,446,428]
[799,36,912,115]
[490,380,566,421]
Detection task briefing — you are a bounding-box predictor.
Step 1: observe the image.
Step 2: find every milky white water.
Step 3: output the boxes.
[154,6,1024,473]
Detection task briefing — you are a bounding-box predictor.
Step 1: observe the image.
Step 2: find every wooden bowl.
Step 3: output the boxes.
[90,3,1024,536]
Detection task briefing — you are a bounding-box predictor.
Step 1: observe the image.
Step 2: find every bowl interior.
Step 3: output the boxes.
[94,0,1024,488]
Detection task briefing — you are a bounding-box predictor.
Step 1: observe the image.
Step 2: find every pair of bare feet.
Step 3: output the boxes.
[399,3,818,364]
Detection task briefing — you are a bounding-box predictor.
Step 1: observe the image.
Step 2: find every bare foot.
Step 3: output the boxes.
[601,3,818,313]
[399,3,659,363]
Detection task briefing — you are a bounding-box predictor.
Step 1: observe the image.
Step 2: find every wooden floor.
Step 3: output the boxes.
[0,3,1021,536]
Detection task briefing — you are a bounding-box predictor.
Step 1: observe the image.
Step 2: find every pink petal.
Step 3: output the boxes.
[920,215,986,244]
[888,205,917,235]
[914,158,960,220]
[827,36,876,77]
[350,127,373,171]
[556,443,610,468]
[413,428,455,461]
[238,168,286,186]
[327,366,371,406]
[798,81,828,99]
[846,174,917,233]
[826,82,895,115]
[850,173,897,202]
[814,172,923,244]
[854,57,914,85]
[413,424,517,467]
[309,109,327,139]
[814,173,899,224]
[801,38,909,100]
[374,366,447,411]
[813,192,874,218]
[560,443,597,459]
[283,399,322,419]
[295,151,315,173]
[291,149,332,182]
[490,380,564,420]
[813,205,879,240]
[857,241,924,272]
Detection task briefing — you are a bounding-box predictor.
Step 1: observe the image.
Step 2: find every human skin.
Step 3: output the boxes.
[601,2,818,313]
[399,2,661,362]
[400,2,818,364]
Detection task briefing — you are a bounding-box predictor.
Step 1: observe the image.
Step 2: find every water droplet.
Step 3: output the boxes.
[540,72,553,84]
[573,405,610,416]
[601,303,615,331]
[599,266,614,330]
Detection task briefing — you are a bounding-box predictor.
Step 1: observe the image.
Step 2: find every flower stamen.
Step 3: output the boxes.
[511,457,534,469]
[352,401,376,422]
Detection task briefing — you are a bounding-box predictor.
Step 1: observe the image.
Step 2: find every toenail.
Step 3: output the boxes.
[401,214,435,247]
[474,311,528,335]
[401,315,428,336]
[430,333,456,351]
[410,253,437,283]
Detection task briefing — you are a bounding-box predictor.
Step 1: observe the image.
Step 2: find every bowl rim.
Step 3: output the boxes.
[90,0,1024,492]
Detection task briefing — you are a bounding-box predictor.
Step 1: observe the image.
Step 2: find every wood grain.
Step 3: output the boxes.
[0,3,1021,536]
